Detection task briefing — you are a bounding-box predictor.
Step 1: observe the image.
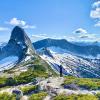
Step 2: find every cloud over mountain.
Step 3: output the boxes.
[6,18,36,29]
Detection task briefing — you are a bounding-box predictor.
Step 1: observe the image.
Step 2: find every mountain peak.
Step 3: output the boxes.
[13,26,22,30]
[4,26,36,61]
[10,26,27,42]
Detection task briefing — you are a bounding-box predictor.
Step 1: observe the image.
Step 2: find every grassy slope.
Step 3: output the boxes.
[63,76,100,90]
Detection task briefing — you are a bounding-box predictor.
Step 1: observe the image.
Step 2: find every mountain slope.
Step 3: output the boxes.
[33,39,100,78]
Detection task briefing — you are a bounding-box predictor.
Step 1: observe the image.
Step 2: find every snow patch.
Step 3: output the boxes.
[24,56,31,61]
[48,46,67,54]
[0,56,18,71]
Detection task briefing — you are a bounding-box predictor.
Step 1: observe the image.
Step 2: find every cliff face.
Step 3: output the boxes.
[0,26,35,61]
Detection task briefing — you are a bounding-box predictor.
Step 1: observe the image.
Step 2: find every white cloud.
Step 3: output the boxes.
[32,34,48,38]
[67,28,100,42]
[6,17,36,29]
[31,34,62,42]
[73,28,87,34]
[94,21,100,27]
[31,34,50,42]
[0,27,10,31]
[90,8,100,19]
[79,33,96,39]
[23,25,36,29]
[92,1,100,8]
[90,1,100,27]
[6,18,26,26]
[66,34,99,42]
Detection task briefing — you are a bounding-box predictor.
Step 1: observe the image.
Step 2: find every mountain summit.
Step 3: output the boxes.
[0,26,35,61]
[10,26,32,45]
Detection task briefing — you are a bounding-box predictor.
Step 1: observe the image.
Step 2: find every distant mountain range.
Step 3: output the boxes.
[72,41,100,46]
[33,38,100,57]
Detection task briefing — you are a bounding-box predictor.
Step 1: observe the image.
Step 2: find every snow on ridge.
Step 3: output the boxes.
[48,46,67,54]
[40,48,100,77]
[0,56,18,71]
[48,46,100,59]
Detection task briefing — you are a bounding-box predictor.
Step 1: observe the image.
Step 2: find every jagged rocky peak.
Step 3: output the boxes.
[2,26,35,61]
[10,26,27,42]
[9,26,32,46]
[10,26,34,50]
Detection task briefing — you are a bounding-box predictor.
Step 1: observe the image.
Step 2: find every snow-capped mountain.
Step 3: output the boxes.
[33,39,100,78]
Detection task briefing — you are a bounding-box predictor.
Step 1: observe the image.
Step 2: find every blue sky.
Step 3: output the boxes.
[0,0,100,42]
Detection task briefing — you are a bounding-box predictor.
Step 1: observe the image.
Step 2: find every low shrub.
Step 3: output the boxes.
[63,76,100,90]
[54,94,98,100]
[29,92,47,100]
[20,85,38,94]
[0,92,16,100]
[96,92,100,100]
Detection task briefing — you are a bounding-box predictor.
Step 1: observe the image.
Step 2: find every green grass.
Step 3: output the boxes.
[63,76,100,90]
[0,64,48,87]
[14,67,48,85]
[54,94,98,100]
[96,93,100,100]
[29,92,47,100]
[0,56,57,87]
[13,58,57,85]
[0,86,11,91]
[20,85,38,94]
[0,77,7,85]
[0,92,16,100]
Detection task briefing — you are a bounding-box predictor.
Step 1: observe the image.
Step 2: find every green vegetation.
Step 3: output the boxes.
[96,93,100,100]
[0,57,57,88]
[54,94,98,100]
[0,64,49,87]
[29,92,47,100]
[21,57,57,76]
[0,77,6,87]
[13,57,57,85]
[0,92,16,100]
[0,86,10,91]
[5,77,16,86]
[20,85,38,94]
[63,76,100,90]
[14,67,48,85]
